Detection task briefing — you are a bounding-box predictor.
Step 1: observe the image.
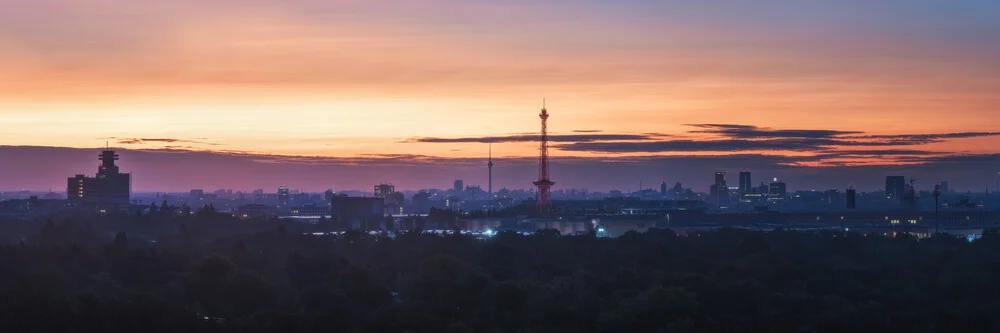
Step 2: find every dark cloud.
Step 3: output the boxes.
[556,139,841,153]
[822,149,946,157]
[687,123,864,139]
[686,124,1000,145]
[687,124,757,130]
[411,126,1000,155]
[555,138,933,154]
[914,153,1000,164]
[405,133,661,143]
[553,125,1000,155]
[113,137,220,146]
[850,132,1000,144]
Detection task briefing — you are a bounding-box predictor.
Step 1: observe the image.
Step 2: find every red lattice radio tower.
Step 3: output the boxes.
[533,100,555,215]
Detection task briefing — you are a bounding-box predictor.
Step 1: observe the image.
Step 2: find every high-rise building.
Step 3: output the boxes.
[66,150,131,208]
[453,180,464,193]
[715,172,726,185]
[411,190,433,213]
[885,176,906,203]
[940,180,950,194]
[738,172,752,196]
[331,196,384,229]
[903,180,916,208]
[824,189,841,206]
[374,184,395,197]
[710,172,729,207]
[374,184,401,215]
[660,181,667,195]
[465,185,484,200]
[768,178,787,199]
[846,187,857,209]
[277,186,290,206]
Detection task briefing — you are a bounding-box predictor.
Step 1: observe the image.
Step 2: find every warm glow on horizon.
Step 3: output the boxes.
[1,0,998,164]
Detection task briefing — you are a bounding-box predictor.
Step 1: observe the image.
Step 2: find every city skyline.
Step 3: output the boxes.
[3,2,1000,331]
[1,0,999,192]
[1,145,998,194]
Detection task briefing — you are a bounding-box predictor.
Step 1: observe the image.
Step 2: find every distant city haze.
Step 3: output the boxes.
[0,146,997,193]
[1,1,998,191]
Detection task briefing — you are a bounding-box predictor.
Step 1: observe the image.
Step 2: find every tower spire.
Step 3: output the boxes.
[533,100,555,215]
[488,143,494,202]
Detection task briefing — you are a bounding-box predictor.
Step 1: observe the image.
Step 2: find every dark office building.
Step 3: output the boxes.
[846,187,857,209]
[277,185,290,206]
[710,172,729,207]
[374,184,402,215]
[374,184,395,197]
[824,189,841,206]
[900,182,917,209]
[331,195,384,229]
[715,172,726,185]
[67,150,131,208]
[885,176,906,203]
[660,181,667,195]
[768,179,787,199]
[738,172,752,195]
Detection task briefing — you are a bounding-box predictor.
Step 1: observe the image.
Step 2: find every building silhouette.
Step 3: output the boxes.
[885,176,906,203]
[846,187,857,209]
[738,172,752,196]
[768,178,787,200]
[67,150,131,208]
[710,172,729,207]
[277,185,290,206]
[374,184,395,197]
[374,183,403,215]
[331,195,384,230]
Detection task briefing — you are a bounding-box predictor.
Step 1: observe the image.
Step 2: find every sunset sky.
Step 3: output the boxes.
[1,0,999,192]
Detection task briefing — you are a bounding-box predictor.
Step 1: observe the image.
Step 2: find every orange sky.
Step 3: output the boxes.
[1,0,998,161]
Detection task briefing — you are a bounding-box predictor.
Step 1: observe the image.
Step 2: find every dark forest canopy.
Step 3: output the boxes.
[1,211,1000,332]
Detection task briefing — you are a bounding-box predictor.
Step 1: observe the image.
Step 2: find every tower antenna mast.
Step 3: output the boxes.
[488,142,494,203]
[533,99,555,215]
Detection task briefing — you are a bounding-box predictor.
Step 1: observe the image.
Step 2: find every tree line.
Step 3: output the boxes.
[0,210,999,332]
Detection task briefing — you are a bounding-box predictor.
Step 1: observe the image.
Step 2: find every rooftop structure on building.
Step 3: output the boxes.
[67,150,131,208]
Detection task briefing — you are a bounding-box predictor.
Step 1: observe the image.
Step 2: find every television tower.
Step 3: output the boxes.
[488,143,494,201]
[533,100,555,215]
